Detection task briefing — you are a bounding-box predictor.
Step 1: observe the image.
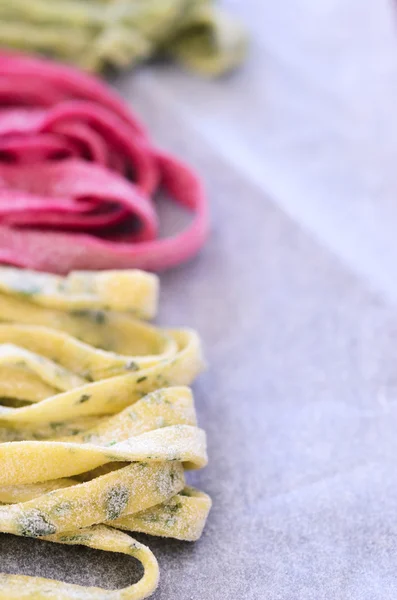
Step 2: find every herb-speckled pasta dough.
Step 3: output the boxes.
[0,267,211,599]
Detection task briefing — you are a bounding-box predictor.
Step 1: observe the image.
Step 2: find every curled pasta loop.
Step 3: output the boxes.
[0,53,211,273]
[0,268,210,598]
[0,526,160,600]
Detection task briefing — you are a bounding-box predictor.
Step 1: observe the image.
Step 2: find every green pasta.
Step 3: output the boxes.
[0,0,247,75]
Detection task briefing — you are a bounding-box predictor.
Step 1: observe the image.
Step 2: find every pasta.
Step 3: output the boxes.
[0,267,211,599]
[0,0,247,75]
[0,52,210,274]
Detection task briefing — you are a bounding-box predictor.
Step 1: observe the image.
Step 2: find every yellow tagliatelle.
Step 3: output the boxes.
[0,267,211,599]
[0,267,159,318]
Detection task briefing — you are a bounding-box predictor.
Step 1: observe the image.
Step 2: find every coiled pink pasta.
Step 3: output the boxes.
[0,53,209,273]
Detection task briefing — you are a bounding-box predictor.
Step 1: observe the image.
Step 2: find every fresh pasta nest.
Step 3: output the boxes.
[0,266,211,599]
[0,52,210,274]
[0,0,247,75]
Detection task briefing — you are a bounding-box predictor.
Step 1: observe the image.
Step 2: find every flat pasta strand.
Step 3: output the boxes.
[0,485,212,542]
[0,526,160,600]
[0,267,159,318]
[0,267,211,599]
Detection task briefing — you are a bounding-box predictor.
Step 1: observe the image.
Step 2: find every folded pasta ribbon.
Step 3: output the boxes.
[0,52,210,273]
[0,267,211,599]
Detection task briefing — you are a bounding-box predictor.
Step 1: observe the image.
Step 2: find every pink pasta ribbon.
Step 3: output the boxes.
[0,53,209,273]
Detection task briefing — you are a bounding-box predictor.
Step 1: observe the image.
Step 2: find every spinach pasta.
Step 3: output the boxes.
[0,0,247,75]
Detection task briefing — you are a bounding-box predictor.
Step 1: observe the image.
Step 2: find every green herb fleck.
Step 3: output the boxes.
[141,513,160,523]
[69,429,81,436]
[94,311,106,324]
[71,310,106,324]
[136,376,147,383]
[168,501,182,514]
[125,361,139,372]
[49,421,64,430]
[51,501,73,516]
[77,394,91,404]
[19,510,56,538]
[81,371,94,382]
[105,485,129,520]
[14,283,41,297]
[59,534,91,543]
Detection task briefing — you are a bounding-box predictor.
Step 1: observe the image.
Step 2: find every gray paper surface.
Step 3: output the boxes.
[2,68,397,600]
